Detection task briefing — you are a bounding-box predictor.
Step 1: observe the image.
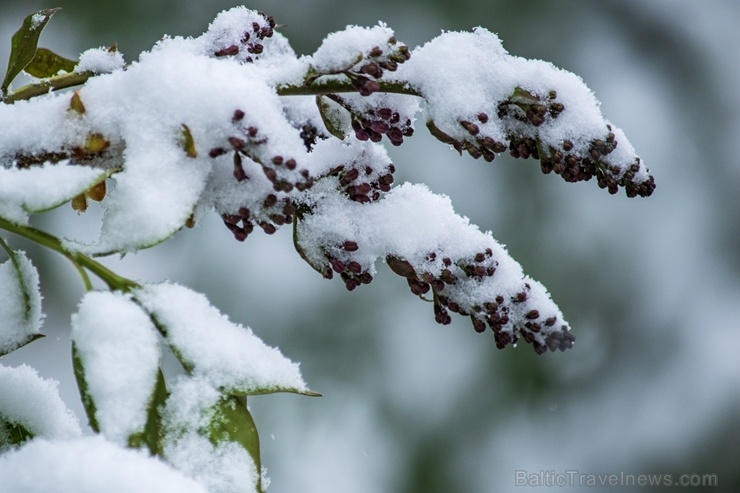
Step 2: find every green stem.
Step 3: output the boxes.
[0,217,138,291]
[2,71,94,104]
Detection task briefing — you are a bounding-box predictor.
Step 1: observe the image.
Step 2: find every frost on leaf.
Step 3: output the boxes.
[295,182,573,354]
[0,364,81,451]
[134,283,310,395]
[0,250,43,356]
[0,164,107,224]
[71,291,161,444]
[0,436,208,493]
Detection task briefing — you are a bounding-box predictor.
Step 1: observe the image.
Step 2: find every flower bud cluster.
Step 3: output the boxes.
[209,10,276,64]
[345,38,411,96]
[498,88,563,127]
[299,123,322,151]
[533,125,655,197]
[351,106,414,146]
[208,109,313,241]
[386,250,574,355]
[209,109,312,192]
[324,160,396,204]
[426,87,655,197]
[220,193,296,241]
[426,114,507,163]
[318,239,375,291]
[319,93,418,147]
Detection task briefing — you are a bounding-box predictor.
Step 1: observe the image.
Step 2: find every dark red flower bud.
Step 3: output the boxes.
[215,45,240,57]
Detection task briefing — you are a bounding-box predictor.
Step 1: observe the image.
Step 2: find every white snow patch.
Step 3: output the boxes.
[76,48,125,74]
[0,436,208,493]
[0,250,43,355]
[70,291,160,444]
[135,282,307,394]
[0,364,81,448]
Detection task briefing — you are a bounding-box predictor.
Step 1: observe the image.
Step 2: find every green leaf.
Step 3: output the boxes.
[0,419,34,449]
[231,387,322,398]
[316,95,347,140]
[72,342,100,433]
[0,333,45,358]
[209,395,264,493]
[23,47,76,78]
[1,8,62,95]
[180,124,198,158]
[128,367,168,455]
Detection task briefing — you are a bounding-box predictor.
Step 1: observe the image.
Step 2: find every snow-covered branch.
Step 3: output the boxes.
[0,6,656,493]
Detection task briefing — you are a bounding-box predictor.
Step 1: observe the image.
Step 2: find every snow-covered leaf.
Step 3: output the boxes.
[127,367,168,455]
[208,395,264,493]
[162,378,263,493]
[0,364,81,451]
[0,164,108,225]
[0,436,209,493]
[0,248,44,357]
[134,283,312,396]
[70,291,161,444]
[1,8,60,95]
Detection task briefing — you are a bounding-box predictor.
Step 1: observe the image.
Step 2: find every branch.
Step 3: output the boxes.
[277,79,419,97]
[0,217,138,291]
[2,71,94,104]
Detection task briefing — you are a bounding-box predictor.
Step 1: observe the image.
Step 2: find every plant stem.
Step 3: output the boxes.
[2,66,419,103]
[277,79,419,97]
[3,71,94,104]
[0,217,138,291]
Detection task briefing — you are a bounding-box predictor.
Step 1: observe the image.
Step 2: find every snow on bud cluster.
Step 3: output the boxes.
[392,28,655,197]
[308,23,411,96]
[295,183,573,354]
[0,6,659,356]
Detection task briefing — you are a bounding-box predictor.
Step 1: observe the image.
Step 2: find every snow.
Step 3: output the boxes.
[75,48,126,74]
[310,23,395,74]
[0,164,106,224]
[134,282,308,394]
[1,7,650,256]
[0,4,665,491]
[0,364,81,449]
[165,433,259,493]
[29,13,47,30]
[393,28,651,185]
[162,378,260,493]
[0,436,208,493]
[296,181,570,349]
[0,250,43,356]
[70,291,160,444]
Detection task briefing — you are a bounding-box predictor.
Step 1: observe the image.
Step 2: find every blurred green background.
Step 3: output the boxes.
[2,0,739,491]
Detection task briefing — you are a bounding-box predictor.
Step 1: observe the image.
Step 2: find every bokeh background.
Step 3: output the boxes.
[2,0,739,491]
